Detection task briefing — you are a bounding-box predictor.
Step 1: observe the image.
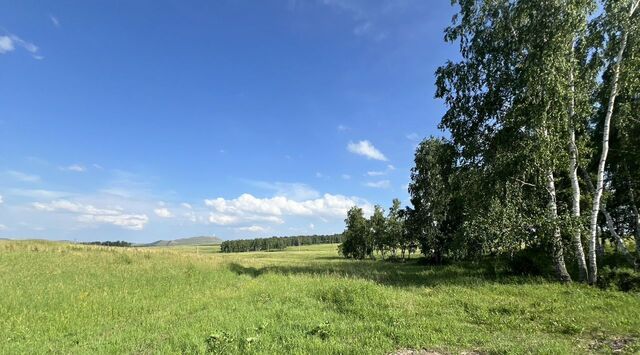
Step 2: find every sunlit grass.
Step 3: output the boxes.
[1,240,638,354]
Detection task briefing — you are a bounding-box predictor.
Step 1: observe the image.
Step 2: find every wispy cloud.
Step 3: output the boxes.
[245,181,320,201]
[365,180,390,189]
[7,188,70,199]
[236,225,266,233]
[5,170,41,183]
[0,31,41,59]
[347,140,388,161]
[60,164,86,172]
[49,15,60,28]
[318,0,408,40]
[366,164,395,176]
[33,199,149,230]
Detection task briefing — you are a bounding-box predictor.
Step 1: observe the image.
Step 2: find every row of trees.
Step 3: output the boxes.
[83,240,133,247]
[339,199,419,260]
[341,0,639,284]
[220,234,343,253]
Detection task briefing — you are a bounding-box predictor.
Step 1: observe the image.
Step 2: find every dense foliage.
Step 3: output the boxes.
[220,234,343,253]
[341,0,640,284]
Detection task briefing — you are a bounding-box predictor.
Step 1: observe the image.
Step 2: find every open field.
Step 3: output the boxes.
[1,241,639,354]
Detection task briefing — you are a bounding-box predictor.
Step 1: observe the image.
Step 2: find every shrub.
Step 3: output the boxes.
[597,267,640,292]
[507,247,553,276]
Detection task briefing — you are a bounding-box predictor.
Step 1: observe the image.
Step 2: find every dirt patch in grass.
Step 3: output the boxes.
[588,335,637,353]
[389,349,483,355]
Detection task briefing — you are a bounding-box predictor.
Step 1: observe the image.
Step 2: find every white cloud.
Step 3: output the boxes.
[207,212,283,226]
[0,36,15,54]
[32,199,149,230]
[347,140,388,161]
[309,223,315,230]
[406,133,420,141]
[0,33,40,59]
[50,15,60,28]
[0,224,7,231]
[8,188,71,199]
[366,164,395,176]
[204,193,372,226]
[10,35,38,53]
[341,174,351,180]
[337,124,349,132]
[181,202,193,209]
[154,208,173,218]
[6,170,41,183]
[60,164,86,172]
[247,181,319,200]
[236,225,266,233]
[365,180,390,189]
[0,194,3,204]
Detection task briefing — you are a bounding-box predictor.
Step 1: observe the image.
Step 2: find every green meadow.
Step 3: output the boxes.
[1,240,639,354]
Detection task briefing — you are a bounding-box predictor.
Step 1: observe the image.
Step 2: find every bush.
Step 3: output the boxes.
[597,267,640,292]
[507,247,553,276]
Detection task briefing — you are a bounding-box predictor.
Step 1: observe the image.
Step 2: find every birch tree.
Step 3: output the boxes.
[587,0,639,284]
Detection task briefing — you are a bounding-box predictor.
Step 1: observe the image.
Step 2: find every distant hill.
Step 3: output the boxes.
[141,236,223,247]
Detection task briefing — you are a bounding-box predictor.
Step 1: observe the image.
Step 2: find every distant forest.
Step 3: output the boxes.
[83,240,133,247]
[220,234,343,253]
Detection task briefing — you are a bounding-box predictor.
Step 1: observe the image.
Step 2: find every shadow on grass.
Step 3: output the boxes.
[227,258,547,288]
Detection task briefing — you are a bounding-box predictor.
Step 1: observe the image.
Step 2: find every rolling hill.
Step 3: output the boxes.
[141,236,223,247]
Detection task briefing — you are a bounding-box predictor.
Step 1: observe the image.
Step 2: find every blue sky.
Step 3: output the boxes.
[0,0,457,242]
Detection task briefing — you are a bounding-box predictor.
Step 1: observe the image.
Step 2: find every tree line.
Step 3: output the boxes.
[83,240,133,247]
[220,234,343,253]
[341,0,639,284]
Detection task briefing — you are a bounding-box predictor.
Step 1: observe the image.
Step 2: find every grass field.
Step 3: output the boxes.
[1,241,639,354]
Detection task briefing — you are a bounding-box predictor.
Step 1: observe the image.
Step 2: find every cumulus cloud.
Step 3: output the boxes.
[0,194,3,204]
[32,199,148,230]
[154,207,173,218]
[365,180,390,189]
[204,193,372,227]
[0,36,15,54]
[347,140,388,161]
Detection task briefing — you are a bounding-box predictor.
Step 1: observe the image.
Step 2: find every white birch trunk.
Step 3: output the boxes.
[602,207,635,265]
[587,1,637,283]
[568,66,589,282]
[630,188,640,268]
[547,168,572,282]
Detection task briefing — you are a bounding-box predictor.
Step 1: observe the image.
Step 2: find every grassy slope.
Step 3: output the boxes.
[142,236,223,247]
[0,241,639,354]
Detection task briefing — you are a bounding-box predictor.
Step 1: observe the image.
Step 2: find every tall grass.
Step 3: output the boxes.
[1,240,638,354]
